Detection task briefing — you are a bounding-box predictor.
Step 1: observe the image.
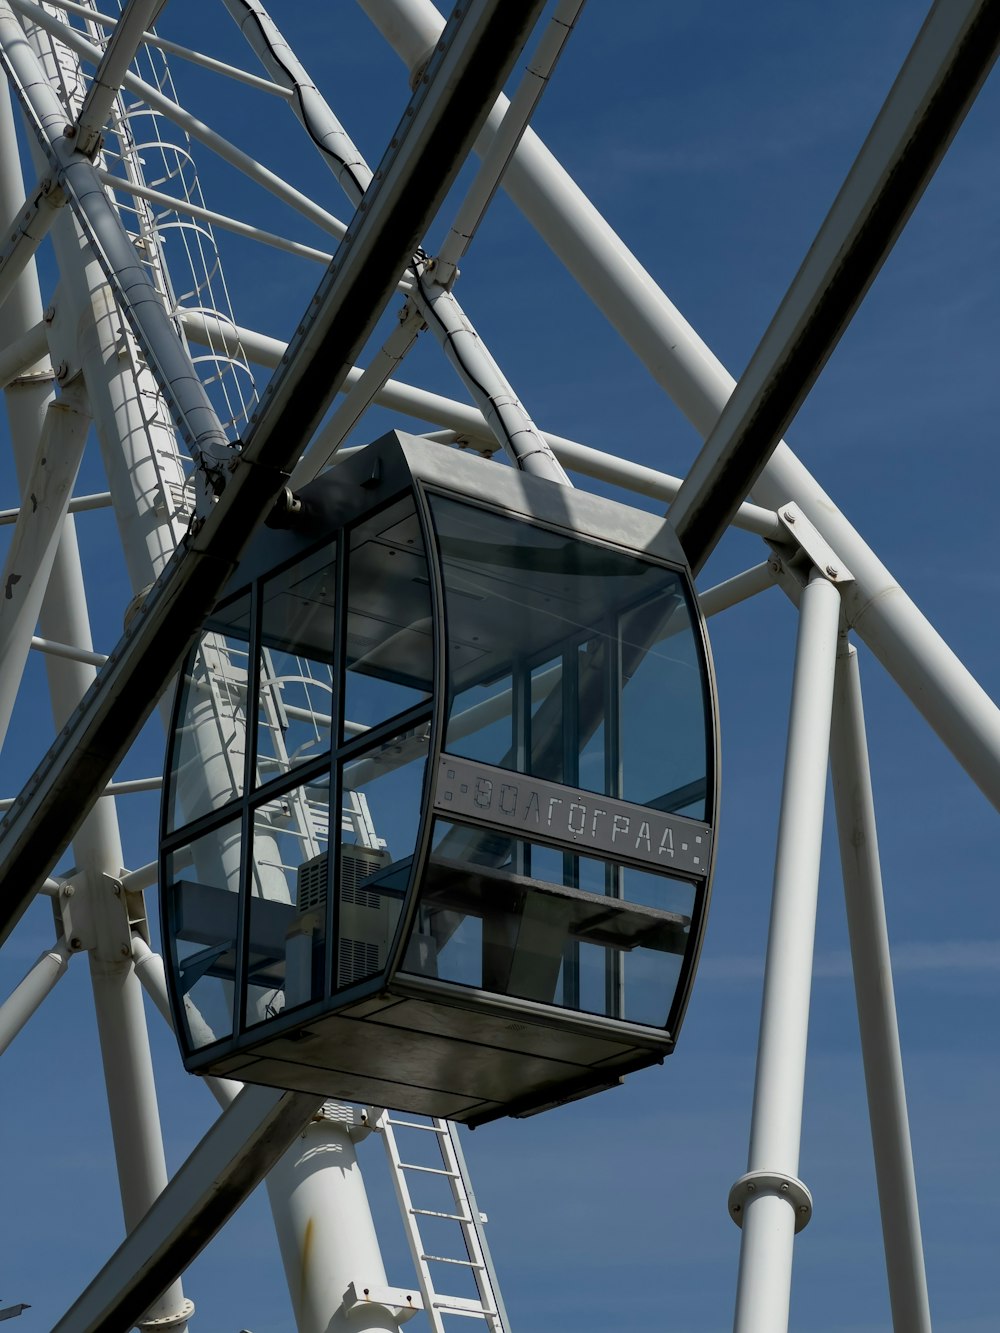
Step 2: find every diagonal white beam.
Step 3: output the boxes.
[74,0,167,156]
[0,0,550,948]
[179,307,784,540]
[50,1085,323,1333]
[366,0,1000,815]
[0,381,90,748]
[667,0,1000,571]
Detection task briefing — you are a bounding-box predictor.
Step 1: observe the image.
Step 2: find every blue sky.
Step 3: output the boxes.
[1,2,998,1330]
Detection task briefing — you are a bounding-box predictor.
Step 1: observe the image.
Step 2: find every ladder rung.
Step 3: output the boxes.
[432,1296,494,1314]
[386,1117,448,1133]
[410,1207,470,1222]
[399,1162,460,1177]
[421,1254,485,1269]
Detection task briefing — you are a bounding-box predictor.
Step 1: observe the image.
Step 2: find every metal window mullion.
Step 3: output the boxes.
[328,532,349,993]
[232,578,265,1038]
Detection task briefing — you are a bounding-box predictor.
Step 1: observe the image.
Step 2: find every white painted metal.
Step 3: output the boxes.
[364,0,1000,813]
[0,935,70,1055]
[225,0,568,483]
[0,381,89,745]
[10,0,350,239]
[732,571,842,1333]
[830,645,933,1333]
[378,1112,509,1333]
[265,1114,403,1333]
[49,1085,324,1333]
[0,1,994,1328]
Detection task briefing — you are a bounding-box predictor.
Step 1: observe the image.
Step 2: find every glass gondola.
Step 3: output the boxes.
[160,431,719,1125]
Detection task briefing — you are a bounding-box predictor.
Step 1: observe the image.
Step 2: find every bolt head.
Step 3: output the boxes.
[70,937,82,950]
[825,564,839,577]
[783,510,796,522]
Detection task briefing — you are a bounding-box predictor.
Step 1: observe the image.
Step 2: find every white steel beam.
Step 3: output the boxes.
[364,0,1000,816]
[0,382,90,748]
[0,315,46,387]
[0,0,233,510]
[0,491,112,524]
[42,0,293,96]
[0,173,63,310]
[731,572,842,1333]
[224,0,569,482]
[49,1085,324,1333]
[179,309,784,541]
[0,937,70,1055]
[0,0,550,943]
[830,645,932,1332]
[73,0,167,156]
[667,0,1000,570]
[10,0,347,238]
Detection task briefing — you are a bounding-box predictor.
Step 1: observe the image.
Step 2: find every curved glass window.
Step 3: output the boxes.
[402,821,694,1028]
[255,545,337,789]
[343,498,434,738]
[430,496,711,820]
[166,592,251,833]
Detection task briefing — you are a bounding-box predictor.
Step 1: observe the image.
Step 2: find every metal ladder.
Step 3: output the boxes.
[375,1112,511,1332]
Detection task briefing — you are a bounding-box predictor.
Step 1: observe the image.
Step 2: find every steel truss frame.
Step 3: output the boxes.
[0,0,996,1329]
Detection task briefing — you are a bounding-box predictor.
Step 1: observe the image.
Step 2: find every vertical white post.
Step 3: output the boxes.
[731,571,842,1333]
[265,1119,402,1333]
[830,645,933,1332]
[1,67,193,1333]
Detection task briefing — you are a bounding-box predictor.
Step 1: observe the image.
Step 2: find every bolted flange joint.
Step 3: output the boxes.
[728,1169,813,1233]
[137,1296,195,1330]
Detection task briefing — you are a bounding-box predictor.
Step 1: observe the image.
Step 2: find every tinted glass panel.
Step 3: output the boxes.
[255,547,336,789]
[402,822,692,1028]
[165,819,244,1050]
[244,774,330,1028]
[334,723,428,988]
[620,590,709,819]
[431,497,708,814]
[166,593,251,832]
[344,498,433,737]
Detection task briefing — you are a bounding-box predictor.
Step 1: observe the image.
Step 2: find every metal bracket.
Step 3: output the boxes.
[728,1169,813,1233]
[767,502,854,591]
[314,1101,374,1143]
[343,1281,423,1323]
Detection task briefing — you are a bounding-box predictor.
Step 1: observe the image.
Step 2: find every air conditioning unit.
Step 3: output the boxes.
[291,846,396,994]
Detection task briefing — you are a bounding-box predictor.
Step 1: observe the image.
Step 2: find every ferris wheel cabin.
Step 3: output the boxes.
[159,433,719,1125]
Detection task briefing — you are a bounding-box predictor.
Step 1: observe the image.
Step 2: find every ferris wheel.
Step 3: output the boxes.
[0,2,997,1331]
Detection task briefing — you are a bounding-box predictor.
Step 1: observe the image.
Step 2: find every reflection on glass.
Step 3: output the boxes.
[165,819,243,1049]
[256,548,336,789]
[244,774,330,1028]
[344,499,433,736]
[446,672,514,769]
[167,593,251,832]
[402,823,692,1029]
[432,497,709,815]
[621,591,708,819]
[334,724,428,988]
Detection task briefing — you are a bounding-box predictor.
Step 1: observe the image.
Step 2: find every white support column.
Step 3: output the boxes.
[0,937,71,1055]
[0,379,90,747]
[830,644,933,1333]
[266,1119,403,1333]
[0,65,192,1333]
[730,571,842,1333]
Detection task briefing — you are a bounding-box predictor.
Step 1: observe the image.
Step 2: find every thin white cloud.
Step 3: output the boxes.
[699,939,1000,982]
